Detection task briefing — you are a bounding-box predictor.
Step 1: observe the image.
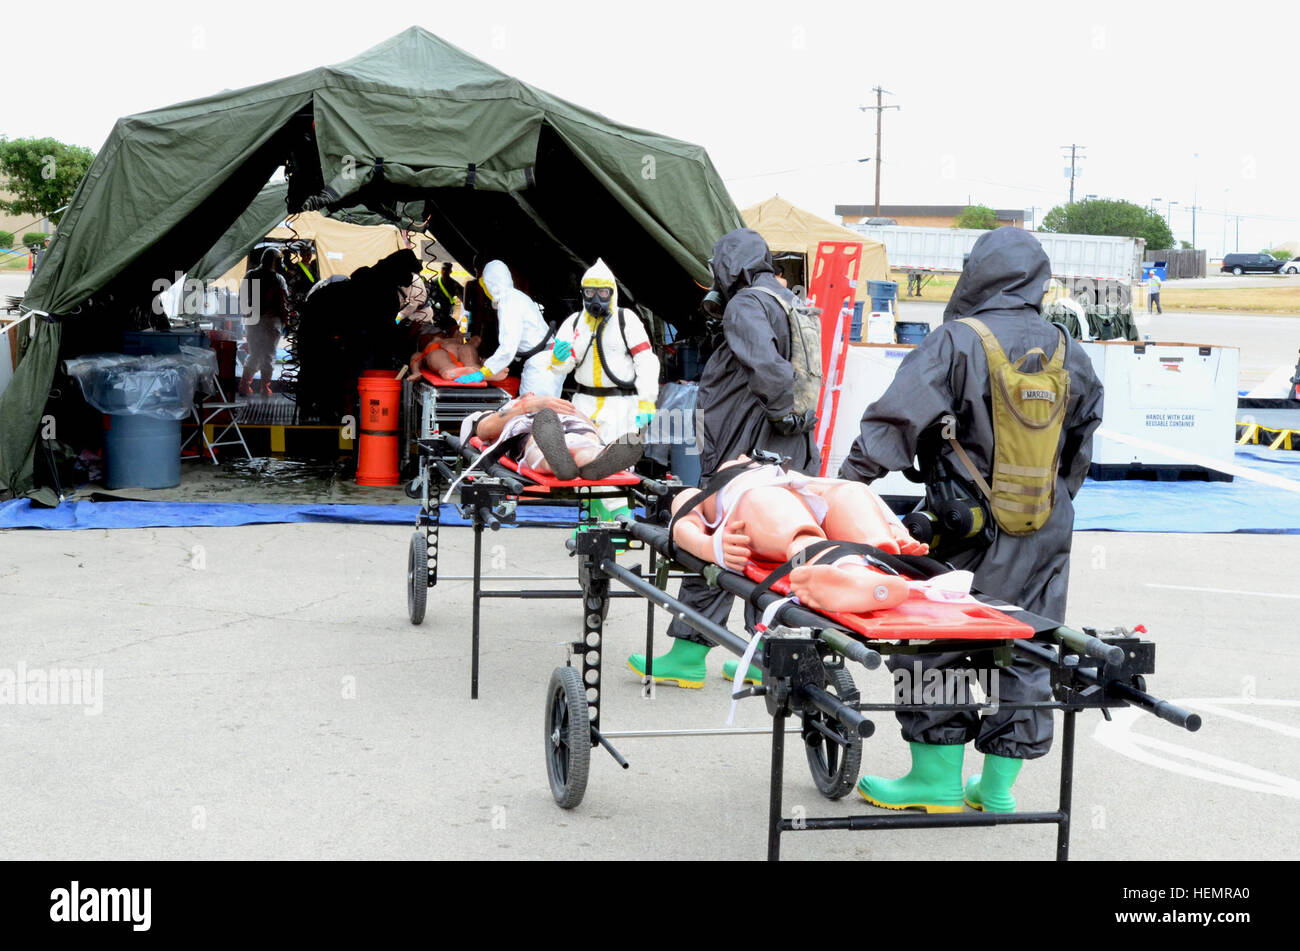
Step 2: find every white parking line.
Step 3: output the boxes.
[1180,700,1300,739]
[1093,699,1300,799]
[1145,583,1300,600]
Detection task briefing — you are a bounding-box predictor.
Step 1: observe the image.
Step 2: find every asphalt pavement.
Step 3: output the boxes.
[1,523,1295,860]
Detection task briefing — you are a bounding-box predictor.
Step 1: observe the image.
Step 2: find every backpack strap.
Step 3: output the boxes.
[752,284,794,315]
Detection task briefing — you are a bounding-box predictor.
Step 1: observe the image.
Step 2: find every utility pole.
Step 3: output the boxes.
[1223,189,1230,260]
[1061,144,1086,203]
[1192,152,1200,250]
[860,87,900,218]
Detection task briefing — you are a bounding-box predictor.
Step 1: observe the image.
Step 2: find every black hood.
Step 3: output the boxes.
[373,248,421,286]
[943,228,1051,322]
[710,228,775,301]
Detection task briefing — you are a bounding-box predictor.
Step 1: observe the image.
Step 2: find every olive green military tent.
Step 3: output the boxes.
[0,26,742,501]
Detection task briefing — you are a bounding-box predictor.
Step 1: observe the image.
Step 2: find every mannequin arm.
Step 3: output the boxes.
[672,513,751,571]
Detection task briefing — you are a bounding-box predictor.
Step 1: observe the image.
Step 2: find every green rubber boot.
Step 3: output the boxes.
[589,498,632,523]
[856,742,966,814]
[721,659,763,686]
[576,499,632,552]
[964,754,1024,813]
[628,638,710,689]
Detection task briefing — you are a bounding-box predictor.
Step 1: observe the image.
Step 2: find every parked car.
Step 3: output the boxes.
[1281,257,1300,275]
[1220,252,1284,275]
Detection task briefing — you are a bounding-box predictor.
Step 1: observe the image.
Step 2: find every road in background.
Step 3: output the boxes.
[898,300,1297,389]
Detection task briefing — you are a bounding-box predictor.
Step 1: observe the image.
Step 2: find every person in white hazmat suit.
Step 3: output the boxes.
[466,259,559,397]
[549,258,660,517]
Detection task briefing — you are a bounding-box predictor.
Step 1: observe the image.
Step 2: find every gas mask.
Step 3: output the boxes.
[701,286,725,320]
[582,285,613,318]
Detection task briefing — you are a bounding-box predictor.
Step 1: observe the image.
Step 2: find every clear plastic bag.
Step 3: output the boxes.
[65,346,217,420]
[644,382,698,447]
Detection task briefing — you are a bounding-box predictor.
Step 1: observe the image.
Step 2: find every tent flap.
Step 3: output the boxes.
[0,318,61,499]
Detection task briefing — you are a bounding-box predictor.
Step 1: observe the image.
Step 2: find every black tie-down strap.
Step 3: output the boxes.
[665,462,767,562]
[746,539,956,611]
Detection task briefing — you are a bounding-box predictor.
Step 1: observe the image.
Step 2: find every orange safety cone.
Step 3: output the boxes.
[356,373,402,486]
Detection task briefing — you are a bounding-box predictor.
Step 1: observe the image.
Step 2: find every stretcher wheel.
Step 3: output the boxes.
[545,666,591,809]
[408,532,428,626]
[804,667,862,800]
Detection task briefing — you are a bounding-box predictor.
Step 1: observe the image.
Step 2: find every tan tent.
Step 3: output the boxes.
[741,195,889,303]
[212,212,431,289]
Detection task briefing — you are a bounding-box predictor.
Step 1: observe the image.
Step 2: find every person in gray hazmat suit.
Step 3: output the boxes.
[627,228,819,688]
[839,227,1103,814]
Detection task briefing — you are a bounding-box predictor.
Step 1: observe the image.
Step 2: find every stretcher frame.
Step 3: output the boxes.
[406,430,680,699]
[546,519,1203,862]
[401,374,515,478]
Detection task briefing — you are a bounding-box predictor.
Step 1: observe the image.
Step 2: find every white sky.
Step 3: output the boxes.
[6,0,1299,257]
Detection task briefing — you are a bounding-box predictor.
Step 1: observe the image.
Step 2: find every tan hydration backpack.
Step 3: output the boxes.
[753,285,823,418]
[949,317,1071,536]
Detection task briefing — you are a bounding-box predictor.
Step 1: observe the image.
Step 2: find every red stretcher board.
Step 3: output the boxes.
[467,436,640,489]
[420,370,520,396]
[742,559,1034,641]
[805,241,863,477]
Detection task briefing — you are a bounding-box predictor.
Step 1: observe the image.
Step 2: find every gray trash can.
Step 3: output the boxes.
[65,348,215,490]
[103,414,182,489]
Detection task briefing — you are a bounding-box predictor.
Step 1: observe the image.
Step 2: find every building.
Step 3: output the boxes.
[835,204,1025,229]
[0,187,53,248]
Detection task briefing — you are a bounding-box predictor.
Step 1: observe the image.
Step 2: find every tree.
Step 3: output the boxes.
[1266,248,1291,260]
[954,205,998,230]
[0,136,96,225]
[1040,198,1174,249]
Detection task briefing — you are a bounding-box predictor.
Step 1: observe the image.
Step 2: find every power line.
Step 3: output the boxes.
[722,156,870,183]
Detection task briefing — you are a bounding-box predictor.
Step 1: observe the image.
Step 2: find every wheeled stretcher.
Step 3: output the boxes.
[405,428,679,698]
[544,516,1202,861]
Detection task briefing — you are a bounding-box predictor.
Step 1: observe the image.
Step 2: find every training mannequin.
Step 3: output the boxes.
[409,332,507,383]
[668,458,928,614]
[461,395,643,481]
[629,458,931,687]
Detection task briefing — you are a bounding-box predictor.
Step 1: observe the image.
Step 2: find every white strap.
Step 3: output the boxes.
[725,596,793,726]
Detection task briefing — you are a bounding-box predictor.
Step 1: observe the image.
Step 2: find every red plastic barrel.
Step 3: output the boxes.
[356,373,402,486]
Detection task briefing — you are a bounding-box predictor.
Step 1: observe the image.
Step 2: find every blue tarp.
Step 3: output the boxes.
[1,448,1297,533]
[0,501,579,530]
[1072,446,1300,534]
